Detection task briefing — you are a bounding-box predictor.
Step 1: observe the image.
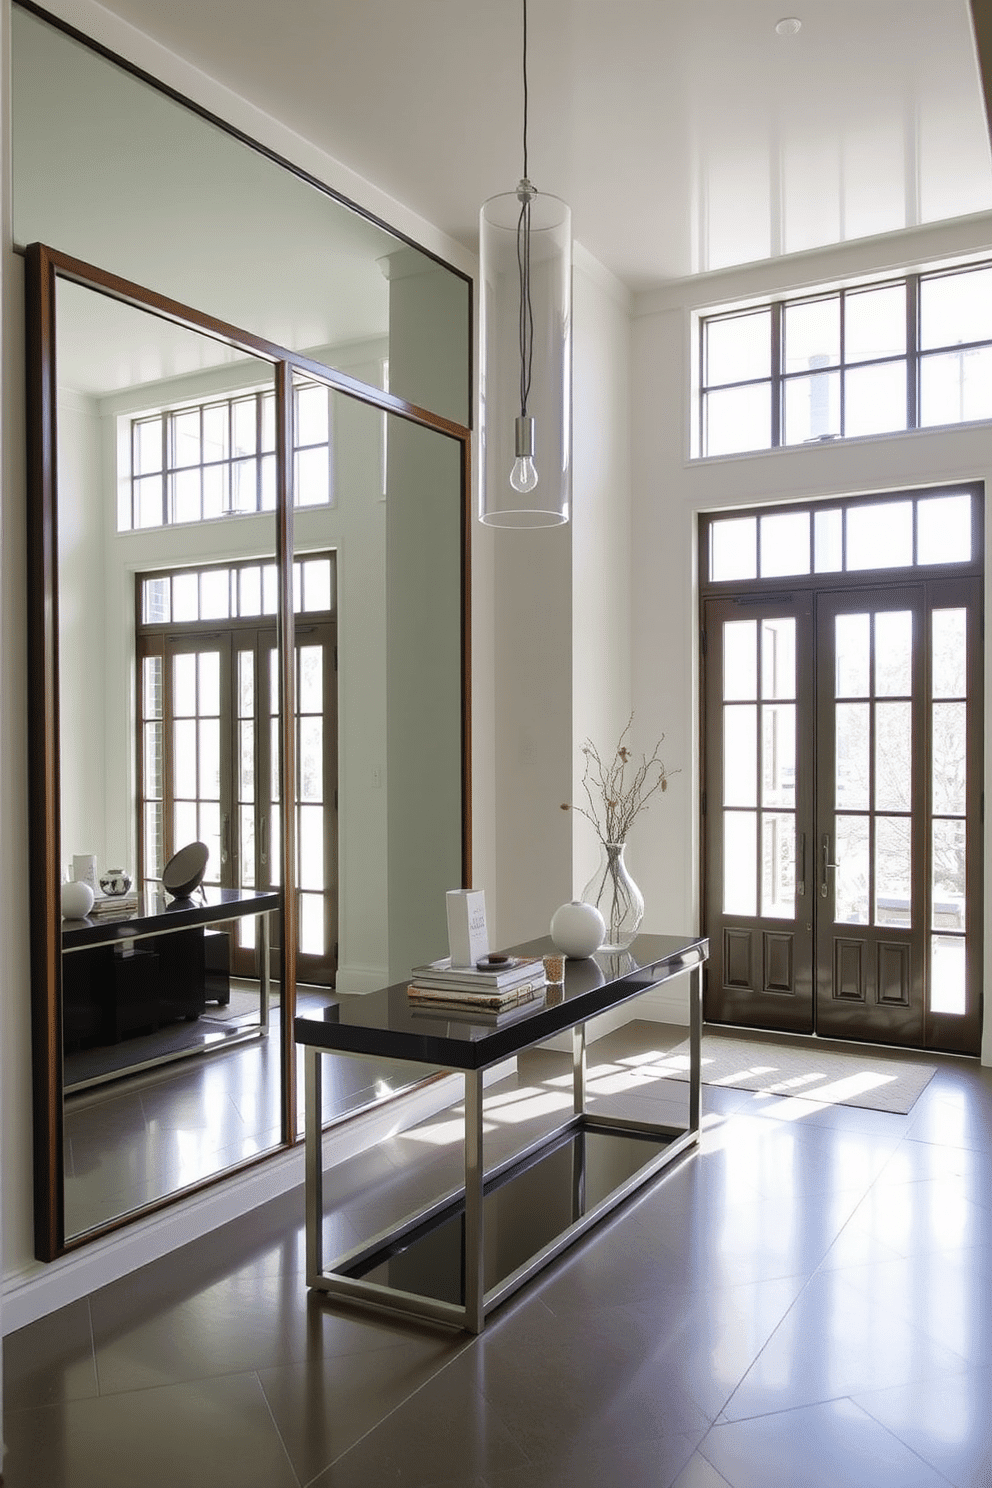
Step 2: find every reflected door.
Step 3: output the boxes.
[703,578,982,1053]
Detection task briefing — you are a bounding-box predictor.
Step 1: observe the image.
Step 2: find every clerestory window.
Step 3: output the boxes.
[120,380,334,530]
[697,260,992,459]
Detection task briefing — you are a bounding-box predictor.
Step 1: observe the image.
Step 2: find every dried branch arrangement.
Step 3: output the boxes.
[561,714,676,846]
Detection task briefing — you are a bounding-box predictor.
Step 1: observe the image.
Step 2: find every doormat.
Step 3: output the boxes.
[650,1031,937,1114]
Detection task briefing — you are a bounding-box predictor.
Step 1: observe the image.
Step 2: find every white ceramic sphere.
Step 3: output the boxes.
[550,900,605,958]
[61,879,94,919]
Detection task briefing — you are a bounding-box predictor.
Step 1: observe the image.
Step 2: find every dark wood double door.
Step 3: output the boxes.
[703,578,981,1054]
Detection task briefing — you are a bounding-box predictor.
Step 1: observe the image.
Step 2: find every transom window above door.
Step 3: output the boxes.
[706,488,980,585]
[120,379,336,531]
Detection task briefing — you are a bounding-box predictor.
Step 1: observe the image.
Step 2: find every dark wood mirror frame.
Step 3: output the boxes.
[25,242,473,1261]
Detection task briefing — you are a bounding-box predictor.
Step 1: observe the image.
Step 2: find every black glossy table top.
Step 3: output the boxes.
[62,885,281,951]
[294,932,708,1072]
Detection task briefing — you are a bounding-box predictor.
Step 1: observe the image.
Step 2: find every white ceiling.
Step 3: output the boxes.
[85,0,992,290]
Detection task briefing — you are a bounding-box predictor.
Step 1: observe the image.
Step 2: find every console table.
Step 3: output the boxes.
[62,886,280,1085]
[295,931,707,1333]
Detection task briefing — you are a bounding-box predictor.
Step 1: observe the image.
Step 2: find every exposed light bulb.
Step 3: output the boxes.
[510,413,538,494]
[510,454,539,493]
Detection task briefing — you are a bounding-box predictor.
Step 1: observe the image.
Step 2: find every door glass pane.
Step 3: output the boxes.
[723,812,756,916]
[932,819,966,927]
[835,815,869,924]
[918,497,972,565]
[875,816,911,927]
[835,615,870,696]
[239,721,255,801]
[299,645,323,713]
[932,703,966,815]
[173,653,196,714]
[762,704,795,808]
[835,703,869,810]
[874,612,911,696]
[143,721,162,798]
[761,812,795,919]
[198,718,220,799]
[298,805,324,891]
[199,801,221,882]
[761,618,796,698]
[759,512,809,577]
[174,799,196,848]
[846,502,912,569]
[173,719,196,798]
[240,805,255,888]
[198,652,220,711]
[723,620,757,700]
[712,521,757,584]
[300,892,325,957]
[299,717,323,803]
[724,706,757,806]
[875,702,911,811]
[930,936,966,1015]
[932,609,966,697]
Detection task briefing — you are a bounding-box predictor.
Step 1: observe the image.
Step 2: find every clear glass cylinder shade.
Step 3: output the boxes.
[479,190,571,526]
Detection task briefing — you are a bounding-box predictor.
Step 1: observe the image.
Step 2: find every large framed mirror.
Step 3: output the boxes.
[26,244,471,1260]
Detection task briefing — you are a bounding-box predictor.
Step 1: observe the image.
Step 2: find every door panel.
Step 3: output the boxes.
[703,574,982,1055]
[703,596,815,1032]
[815,586,926,1045]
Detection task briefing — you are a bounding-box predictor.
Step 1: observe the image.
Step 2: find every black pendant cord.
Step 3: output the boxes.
[517,0,535,421]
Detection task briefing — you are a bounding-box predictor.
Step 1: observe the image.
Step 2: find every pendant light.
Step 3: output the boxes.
[479,0,571,527]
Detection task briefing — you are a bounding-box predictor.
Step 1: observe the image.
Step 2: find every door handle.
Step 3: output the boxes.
[820,834,839,898]
[221,813,230,866]
[260,815,268,867]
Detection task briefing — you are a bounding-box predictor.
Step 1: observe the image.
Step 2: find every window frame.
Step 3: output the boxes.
[696,260,992,459]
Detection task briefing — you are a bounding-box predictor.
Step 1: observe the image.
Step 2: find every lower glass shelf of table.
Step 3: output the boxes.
[294,932,707,1333]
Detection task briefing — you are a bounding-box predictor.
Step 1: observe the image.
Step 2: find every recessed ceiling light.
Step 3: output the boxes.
[775,17,802,35]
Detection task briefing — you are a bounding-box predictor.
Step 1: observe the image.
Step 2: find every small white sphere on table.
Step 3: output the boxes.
[550,900,605,958]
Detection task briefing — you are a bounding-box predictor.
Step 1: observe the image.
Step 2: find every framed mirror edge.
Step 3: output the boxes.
[24,241,473,1261]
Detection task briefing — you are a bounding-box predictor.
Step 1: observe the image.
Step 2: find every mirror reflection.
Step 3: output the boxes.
[56,278,288,1238]
[12,3,470,427]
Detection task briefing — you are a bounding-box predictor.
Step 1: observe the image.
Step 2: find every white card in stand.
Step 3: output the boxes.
[446,888,489,969]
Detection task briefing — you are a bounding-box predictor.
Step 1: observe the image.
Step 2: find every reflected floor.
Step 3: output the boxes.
[12,1019,992,1488]
[63,989,434,1238]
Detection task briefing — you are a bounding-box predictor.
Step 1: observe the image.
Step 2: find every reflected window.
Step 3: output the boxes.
[121,382,335,531]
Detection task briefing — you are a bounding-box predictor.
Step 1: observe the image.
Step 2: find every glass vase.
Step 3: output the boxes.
[582,841,644,953]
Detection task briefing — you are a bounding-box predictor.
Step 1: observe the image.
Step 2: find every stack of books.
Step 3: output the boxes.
[408,954,547,1020]
[87,892,140,918]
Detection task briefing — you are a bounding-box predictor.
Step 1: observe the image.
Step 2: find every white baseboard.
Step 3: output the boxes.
[3,1061,514,1335]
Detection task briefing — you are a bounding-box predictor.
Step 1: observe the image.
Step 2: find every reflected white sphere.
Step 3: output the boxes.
[550,900,605,958]
[62,880,94,919]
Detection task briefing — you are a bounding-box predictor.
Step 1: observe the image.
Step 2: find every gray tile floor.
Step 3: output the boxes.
[6,1020,992,1487]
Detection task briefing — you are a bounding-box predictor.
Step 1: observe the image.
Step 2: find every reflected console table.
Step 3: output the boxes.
[62,886,280,1086]
[295,931,708,1333]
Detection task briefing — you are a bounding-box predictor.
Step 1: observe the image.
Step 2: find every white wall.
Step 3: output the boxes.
[630,214,992,1048]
